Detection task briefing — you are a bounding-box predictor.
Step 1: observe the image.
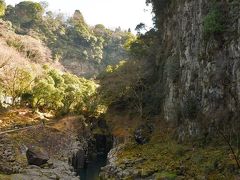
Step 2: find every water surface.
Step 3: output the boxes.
[78,154,107,180]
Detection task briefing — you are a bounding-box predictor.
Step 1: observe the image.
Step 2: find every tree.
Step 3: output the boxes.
[30,68,98,114]
[0,67,33,105]
[14,1,44,27]
[135,23,146,34]
[99,60,149,119]
[4,5,17,24]
[32,78,63,111]
[61,73,83,114]
[126,28,159,59]
[47,69,64,88]
[0,0,6,17]
[72,10,85,23]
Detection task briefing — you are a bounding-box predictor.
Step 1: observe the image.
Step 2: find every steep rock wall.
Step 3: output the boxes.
[154,0,240,140]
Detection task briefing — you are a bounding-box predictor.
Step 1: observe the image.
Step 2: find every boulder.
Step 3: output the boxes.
[26,147,49,166]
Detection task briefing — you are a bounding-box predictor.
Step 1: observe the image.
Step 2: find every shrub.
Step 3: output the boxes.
[6,38,24,52]
[203,4,225,39]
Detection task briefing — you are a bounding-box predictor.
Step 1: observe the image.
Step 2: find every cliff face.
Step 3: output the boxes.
[153,0,240,140]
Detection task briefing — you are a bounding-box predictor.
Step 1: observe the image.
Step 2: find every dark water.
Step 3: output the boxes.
[78,154,108,180]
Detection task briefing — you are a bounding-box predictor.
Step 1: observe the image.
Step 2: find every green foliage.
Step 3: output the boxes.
[14,1,44,27]
[99,60,129,105]
[0,0,6,17]
[0,63,99,114]
[4,5,17,24]
[126,29,159,59]
[3,1,133,77]
[146,0,170,28]
[0,67,33,105]
[6,38,24,52]
[29,67,99,114]
[203,5,225,39]
[61,73,97,115]
[5,1,44,28]
[98,59,154,118]
[115,133,237,179]
[32,77,63,110]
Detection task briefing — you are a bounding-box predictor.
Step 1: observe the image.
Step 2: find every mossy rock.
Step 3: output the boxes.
[155,172,177,180]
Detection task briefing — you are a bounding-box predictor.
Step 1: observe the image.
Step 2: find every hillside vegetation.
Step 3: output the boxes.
[2,1,134,77]
[0,0,240,179]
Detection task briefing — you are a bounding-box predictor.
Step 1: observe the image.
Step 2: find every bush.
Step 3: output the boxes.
[6,38,24,52]
[203,4,225,39]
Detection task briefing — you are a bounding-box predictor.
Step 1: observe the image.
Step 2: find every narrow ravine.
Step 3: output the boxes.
[78,153,108,180]
[70,117,113,180]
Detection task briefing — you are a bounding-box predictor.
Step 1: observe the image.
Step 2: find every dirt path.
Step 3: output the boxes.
[0,115,81,136]
[0,122,55,136]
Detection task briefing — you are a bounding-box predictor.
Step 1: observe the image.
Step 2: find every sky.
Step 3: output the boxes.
[5,0,153,32]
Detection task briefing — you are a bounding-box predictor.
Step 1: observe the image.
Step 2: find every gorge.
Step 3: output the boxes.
[0,0,240,179]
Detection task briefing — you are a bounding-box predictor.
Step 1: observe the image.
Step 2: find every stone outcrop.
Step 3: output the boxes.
[148,0,240,140]
[0,136,24,174]
[26,147,50,166]
[12,160,79,180]
[100,1,240,178]
[100,145,154,179]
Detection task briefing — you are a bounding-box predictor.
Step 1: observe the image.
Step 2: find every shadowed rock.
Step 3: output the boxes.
[26,147,49,166]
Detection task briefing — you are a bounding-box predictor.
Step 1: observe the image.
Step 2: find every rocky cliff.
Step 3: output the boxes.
[150,0,240,140]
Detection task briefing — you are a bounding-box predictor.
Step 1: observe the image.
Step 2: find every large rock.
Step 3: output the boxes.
[12,160,79,180]
[26,147,49,166]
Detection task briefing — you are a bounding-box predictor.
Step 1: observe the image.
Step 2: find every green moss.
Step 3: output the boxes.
[115,134,239,179]
[203,3,226,40]
[155,172,177,180]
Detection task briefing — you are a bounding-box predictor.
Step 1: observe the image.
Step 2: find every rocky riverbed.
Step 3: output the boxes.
[0,134,81,180]
[0,116,88,179]
[0,115,115,180]
[11,160,79,180]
